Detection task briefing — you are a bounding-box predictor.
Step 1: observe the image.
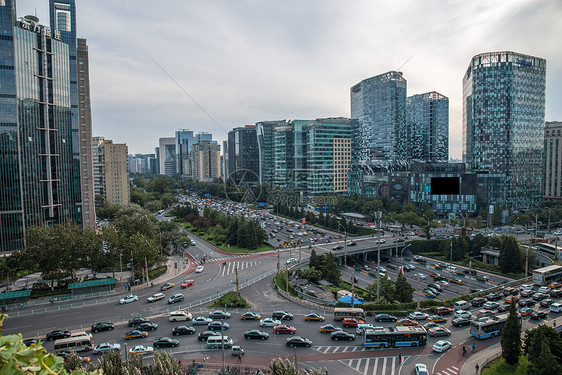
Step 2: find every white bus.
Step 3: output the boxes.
[532,265,562,286]
[470,314,521,339]
[333,307,366,321]
[362,326,427,348]
[53,334,94,353]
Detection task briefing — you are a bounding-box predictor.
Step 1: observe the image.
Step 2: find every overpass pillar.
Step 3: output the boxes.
[363,252,367,262]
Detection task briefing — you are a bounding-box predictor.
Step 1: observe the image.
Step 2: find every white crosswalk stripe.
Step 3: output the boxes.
[339,355,405,375]
[219,261,261,276]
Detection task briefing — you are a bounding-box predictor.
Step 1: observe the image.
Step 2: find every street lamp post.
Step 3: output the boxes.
[376,211,382,301]
[338,223,347,267]
[400,244,412,259]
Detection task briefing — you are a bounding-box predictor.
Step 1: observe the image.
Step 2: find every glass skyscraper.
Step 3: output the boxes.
[0,4,81,251]
[462,51,546,211]
[406,92,449,162]
[350,71,407,161]
[227,125,259,186]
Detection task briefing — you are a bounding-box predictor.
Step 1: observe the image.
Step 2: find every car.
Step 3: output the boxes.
[427,315,447,323]
[396,318,418,326]
[550,289,562,298]
[58,351,91,364]
[451,317,471,327]
[197,330,221,341]
[342,318,365,328]
[530,311,548,320]
[90,322,115,333]
[23,338,39,347]
[519,307,534,316]
[429,283,443,292]
[518,299,536,308]
[209,310,231,319]
[272,311,294,320]
[550,303,562,312]
[503,287,519,296]
[450,278,463,285]
[487,292,502,301]
[548,281,562,289]
[125,330,149,340]
[428,327,451,337]
[435,307,453,316]
[168,293,184,304]
[93,342,121,355]
[454,310,471,319]
[404,264,416,271]
[240,311,261,320]
[244,329,270,340]
[172,325,196,336]
[375,238,386,244]
[128,317,150,327]
[436,280,449,286]
[320,324,342,333]
[432,340,452,353]
[414,273,427,280]
[332,245,343,250]
[471,297,486,307]
[497,304,510,313]
[153,337,180,348]
[195,266,204,273]
[260,318,282,327]
[422,322,440,330]
[331,331,355,341]
[304,313,325,322]
[483,301,499,310]
[147,293,166,303]
[532,293,548,301]
[520,289,535,298]
[286,336,312,347]
[413,255,425,262]
[119,294,139,304]
[538,286,551,294]
[181,280,194,288]
[208,321,230,330]
[273,325,297,335]
[46,330,71,341]
[128,345,154,356]
[504,295,521,304]
[540,299,555,308]
[415,363,430,375]
[137,322,158,331]
[408,311,429,320]
[192,316,213,325]
[286,258,298,264]
[348,241,357,246]
[160,282,175,291]
[476,310,494,319]
[375,313,397,322]
[520,284,534,291]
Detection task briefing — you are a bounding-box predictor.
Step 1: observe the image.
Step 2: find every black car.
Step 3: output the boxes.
[244,329,270,340]
[434,276,447,282]
[286,336,312,347]
[128,317,150,327]
[471,297,486,307]
[153,337,180,348]
[520,289,534,298]
[540,299,554,308]
[497,304,510,313]
[172,325,196,336]
[46,330,71,341]
[375,314,397,322]
[452,317,471,327]
[348,241,357,246]
[532,293,548,301]
[331,331,355,341]
[137,322,159,331]
[518,299,536,308]
[387,264,397,270]
[23,338,39,346]
[428,283,443,291]
[198,330,220,341]
[550,289,562,298]
[486,293,502,301]
[272,311,294,320]
[91,322,115,333]
[209,310,231,319]
[530,311,548,320]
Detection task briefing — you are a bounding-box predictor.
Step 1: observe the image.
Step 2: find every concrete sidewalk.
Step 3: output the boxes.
[460,346,501,375]
[131,254,192,291]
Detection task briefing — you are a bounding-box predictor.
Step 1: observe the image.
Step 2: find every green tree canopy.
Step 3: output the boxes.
[499,235,523,274]
[500,300,521,365]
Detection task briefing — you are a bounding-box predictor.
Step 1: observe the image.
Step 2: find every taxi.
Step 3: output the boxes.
[240,311,261,320]
[319,324,341,333]
[125,330,149,340]
[426,315,448,323]
[396,318,418,326]
[504,295,521,304]
[450,278,463,285]
[304,312,325,322]
[160,282,175,291]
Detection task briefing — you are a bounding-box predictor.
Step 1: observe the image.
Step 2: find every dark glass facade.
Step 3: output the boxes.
[227,125,259,186]
[463,51,546,211]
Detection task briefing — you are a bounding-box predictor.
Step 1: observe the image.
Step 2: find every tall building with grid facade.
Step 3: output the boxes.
[463,51,546,211]
[191,141,221,182]
[227,125,259,186]
[92,137,129,207]
[544,122,562,201]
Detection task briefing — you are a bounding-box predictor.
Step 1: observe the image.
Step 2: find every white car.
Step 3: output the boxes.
[538,286,550,294]
[192,316,213,325]
[93,342,121,355]
[415,363,430,375]
[190,240,196,246]
[147,293,165,303]
[286,258,298,264]
[432,340,451,353]
[414,273,427,280]
[195,265,204,273]
[409,311,429,320]
[454,310,471,319]
[128,345,154,356]
[119,295,138,304]
[404,264,416,270]
[260,318,281,327]
[520,284,534,290]
[550,303,562,313]
[436,280,449,286]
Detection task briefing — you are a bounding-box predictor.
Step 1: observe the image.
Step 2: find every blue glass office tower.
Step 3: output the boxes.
[463,51,546,211]
[407,92,449,162]
[0,2,81,252]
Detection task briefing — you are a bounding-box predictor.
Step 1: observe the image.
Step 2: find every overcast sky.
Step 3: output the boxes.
[18,0,562,158]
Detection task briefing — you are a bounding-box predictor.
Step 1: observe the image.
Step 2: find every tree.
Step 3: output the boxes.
[500,300,521,365]
[269,358,327,375]
[527,340,562,375]
[524,325,562,364]
[309,249,320,269]
[393,271,414,303]
[367,274,395,302]
[499,235,523,274]
[319,252,340,285]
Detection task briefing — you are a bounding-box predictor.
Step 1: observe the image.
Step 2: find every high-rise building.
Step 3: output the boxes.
[350,71,408,161]
[463,51,546,211]
[256,120,287,185]
[222,140,229,179]
[174,130,213,177]
[407,92,449,162]
[158,137,176,176]
[129,154,157,174]
[0,7,82,251]
[273,120,308,192]
[227,125,259,186]
[92,137,130,207]
[544,122,562,201]
[76,38,95,228]
[191,141,221,182]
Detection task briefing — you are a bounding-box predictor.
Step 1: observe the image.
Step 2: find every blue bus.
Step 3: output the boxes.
[470,314,521,339]
[362,326,427,348]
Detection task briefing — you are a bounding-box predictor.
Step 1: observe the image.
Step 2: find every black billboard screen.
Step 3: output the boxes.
[431,177,460,195]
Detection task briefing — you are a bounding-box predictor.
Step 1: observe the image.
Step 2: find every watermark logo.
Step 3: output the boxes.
[223,168,263,204]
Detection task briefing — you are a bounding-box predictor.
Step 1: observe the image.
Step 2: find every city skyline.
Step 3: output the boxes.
[16,1,562,157]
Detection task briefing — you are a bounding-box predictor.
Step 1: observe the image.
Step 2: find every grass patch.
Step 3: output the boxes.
[208,291,250,308]
[482,355,530,375]
[184,226,273,253]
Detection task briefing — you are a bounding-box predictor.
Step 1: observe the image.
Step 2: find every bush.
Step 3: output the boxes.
[148,265,167,280]
[208,291,249,308]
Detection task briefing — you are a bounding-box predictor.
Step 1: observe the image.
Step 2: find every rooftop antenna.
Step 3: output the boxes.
[396,53,415,72]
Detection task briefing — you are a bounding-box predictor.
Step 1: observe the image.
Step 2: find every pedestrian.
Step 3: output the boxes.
[238,353,242,363]
[475,363,479,374]
[398,352,402,363]
[554,320,557,327]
